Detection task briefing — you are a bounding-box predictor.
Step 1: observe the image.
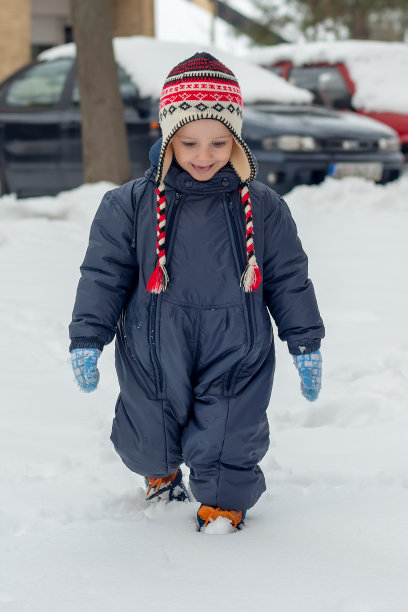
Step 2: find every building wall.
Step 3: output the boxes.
[190,0,216,14]
[0,0,31,82]
[31,0,72,50]
[0,0,155,83]
[31,0,156,43]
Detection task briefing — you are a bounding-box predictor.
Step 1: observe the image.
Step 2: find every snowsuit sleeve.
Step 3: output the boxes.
[69,189,138,352]
[262,192,325,355]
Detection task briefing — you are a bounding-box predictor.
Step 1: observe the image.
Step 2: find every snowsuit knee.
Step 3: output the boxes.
[69,153,324,511]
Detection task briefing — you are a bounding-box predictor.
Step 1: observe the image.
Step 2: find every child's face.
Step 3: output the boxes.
[171,120,234,182]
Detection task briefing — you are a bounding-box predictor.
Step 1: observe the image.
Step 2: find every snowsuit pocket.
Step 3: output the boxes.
[225,302,274,397]
[118,311,158,399]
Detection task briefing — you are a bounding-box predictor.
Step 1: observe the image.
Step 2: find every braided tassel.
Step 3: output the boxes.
[146,182,169,293]
[240,185,261,292]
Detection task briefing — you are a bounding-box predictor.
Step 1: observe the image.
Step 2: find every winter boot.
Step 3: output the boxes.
[196,504,246,531]
[145,468,190,502]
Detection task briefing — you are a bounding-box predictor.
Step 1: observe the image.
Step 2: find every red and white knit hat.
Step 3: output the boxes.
[146,52,261,294]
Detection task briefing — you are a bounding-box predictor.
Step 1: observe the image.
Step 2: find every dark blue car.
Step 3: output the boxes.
[0,56,403,197]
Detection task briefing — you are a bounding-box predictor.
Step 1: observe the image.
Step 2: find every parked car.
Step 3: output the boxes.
[0,38,404,198]
[0,57,157,198]
[245,102,402,195]
[248,40,408,157]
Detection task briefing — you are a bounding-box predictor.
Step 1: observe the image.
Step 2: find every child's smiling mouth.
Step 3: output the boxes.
[191,163,214,174]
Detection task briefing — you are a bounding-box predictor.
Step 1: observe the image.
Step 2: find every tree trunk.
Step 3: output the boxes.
[349,5,371,39]
[70,0,131,185]
[111,0,155,37]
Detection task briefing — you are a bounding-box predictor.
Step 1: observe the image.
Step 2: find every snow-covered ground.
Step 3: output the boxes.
[1,173,408,611]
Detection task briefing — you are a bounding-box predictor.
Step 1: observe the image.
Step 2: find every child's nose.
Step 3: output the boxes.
[195,145,212,160]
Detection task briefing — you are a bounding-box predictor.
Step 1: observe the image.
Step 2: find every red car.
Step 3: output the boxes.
[249,41,408,157]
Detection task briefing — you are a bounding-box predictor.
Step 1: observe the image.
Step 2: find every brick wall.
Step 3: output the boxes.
[0,0,31,83]
[0,0,155,84]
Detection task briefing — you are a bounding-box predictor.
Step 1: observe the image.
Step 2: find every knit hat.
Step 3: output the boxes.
[146,52,261,294]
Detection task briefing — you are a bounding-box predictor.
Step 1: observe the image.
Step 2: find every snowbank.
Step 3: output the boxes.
[247,40,408,114]
[39,36,312,105]
[0,182,114,225]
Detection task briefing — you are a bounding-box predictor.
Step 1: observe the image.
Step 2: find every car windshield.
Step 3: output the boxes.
[288,66,351,108]
[4,58,73,108]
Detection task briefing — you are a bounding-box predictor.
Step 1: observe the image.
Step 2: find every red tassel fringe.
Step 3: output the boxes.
[146,264,168,294]
[240,263,262,292]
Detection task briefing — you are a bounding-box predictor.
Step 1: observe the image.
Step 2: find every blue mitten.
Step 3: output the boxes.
[71,348,101,393]
[293,350,322,402]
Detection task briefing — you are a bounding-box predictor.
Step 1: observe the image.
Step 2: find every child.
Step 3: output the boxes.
[69,52,324,532]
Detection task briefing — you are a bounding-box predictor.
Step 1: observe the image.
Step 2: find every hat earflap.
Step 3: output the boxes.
[230,137,255,185]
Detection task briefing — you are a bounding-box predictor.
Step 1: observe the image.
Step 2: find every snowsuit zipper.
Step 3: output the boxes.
[149,192,183,395]
[224,193,255,393]
[120,310,156,398]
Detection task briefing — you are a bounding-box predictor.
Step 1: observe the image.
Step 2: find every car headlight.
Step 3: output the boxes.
[262,135,320,152]
[378,137,400,152]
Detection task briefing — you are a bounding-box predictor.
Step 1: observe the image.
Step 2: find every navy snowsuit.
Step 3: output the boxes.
[69,145,324,510]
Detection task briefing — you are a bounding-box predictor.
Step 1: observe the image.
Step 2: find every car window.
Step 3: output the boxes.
[3,59,73,108]
[71,65,140,107]
[266,66,284,77]
[288,66,352,109]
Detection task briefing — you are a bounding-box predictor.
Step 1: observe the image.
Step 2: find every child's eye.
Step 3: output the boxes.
[182,142,196,147]
[213,141,227,147]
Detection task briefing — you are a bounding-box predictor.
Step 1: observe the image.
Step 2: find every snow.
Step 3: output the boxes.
[225,0,306,44]
[201,516,237,535]
[38,36,312,105]
[2,172,408,611]
[154,0,254,55]
[247,40,408,114]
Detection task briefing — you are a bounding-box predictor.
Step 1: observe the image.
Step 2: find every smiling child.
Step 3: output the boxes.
[69,52,324,532]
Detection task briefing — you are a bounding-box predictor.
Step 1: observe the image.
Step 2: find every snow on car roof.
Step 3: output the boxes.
[38,36,312,106]
[247,40,408,115]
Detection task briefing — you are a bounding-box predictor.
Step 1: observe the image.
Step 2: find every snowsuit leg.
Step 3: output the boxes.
[111,299,275,510]
[111,327,191,478]
[182,344,275,510]
[181,303,275,510]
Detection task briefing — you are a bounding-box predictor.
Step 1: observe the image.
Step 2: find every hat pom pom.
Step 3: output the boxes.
[146,264,169,294]
[240,262,262,293]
